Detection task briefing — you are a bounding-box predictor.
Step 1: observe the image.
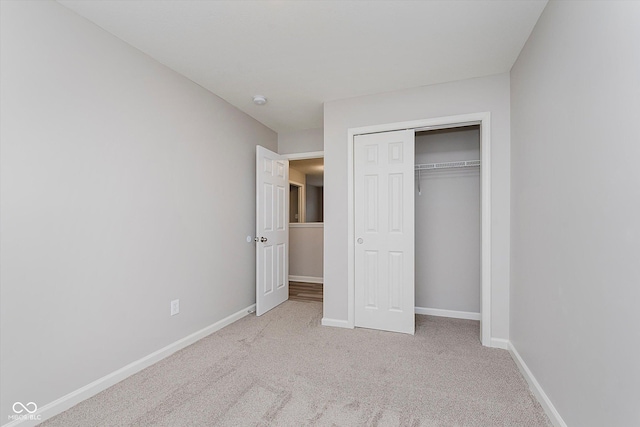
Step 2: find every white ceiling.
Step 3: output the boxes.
[58,0,547,133]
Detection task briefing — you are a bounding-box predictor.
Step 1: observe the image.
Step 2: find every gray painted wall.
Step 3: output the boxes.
[323,73,511,339]
[415,128,480,313]
[278,128,323,154]
[0,1,277,420]
[305,185,323,223]
[289,226,324,278]
[510,1,640,426]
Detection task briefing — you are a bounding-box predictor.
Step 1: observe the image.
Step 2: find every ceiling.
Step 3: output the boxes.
[58,1,547,133]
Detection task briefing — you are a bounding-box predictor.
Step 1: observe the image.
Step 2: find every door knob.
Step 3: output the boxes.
[254,237,268,243]
[357,238,363,244]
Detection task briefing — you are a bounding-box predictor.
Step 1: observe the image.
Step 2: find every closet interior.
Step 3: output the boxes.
[414,126,481,316]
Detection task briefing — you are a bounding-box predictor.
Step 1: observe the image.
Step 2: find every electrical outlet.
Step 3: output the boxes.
[170,299,179,316]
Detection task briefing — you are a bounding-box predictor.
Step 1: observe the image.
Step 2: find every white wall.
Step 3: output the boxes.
[510,1,640,426]
[0,0,277,421]
[324,73,511,339]
[289,225,324,279]
[278,128,323,154]
[415,128,480,313]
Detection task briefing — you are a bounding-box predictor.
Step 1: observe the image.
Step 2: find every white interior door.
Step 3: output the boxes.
[354,130,415,334]
[256,146,289,316]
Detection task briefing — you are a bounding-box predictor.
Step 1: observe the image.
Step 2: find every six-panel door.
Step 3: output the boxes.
[354,130,415,334]
[256,146,289,316]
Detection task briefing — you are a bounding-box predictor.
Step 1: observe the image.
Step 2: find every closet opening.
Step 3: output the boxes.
[414,126,481,321]
[346,112,492,346]
[287,156,324,303]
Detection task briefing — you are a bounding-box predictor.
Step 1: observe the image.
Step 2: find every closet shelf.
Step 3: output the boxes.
[415,159,480,171]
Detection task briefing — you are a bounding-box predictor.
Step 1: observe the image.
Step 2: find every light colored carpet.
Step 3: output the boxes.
[41,301,551,426]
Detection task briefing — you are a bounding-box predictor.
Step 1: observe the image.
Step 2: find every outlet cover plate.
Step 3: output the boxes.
[170,299,179,316]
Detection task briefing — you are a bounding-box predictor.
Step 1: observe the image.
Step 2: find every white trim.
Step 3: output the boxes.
[289,179,306,223]
[281,151,324,160]
[289,222,323,228]
[347,112,492,346]
[289,179,305,187]
[2,304,256,427]
[347,126,355,328]
[414,307,481,321]
[479,114,492,347]
[321,318,351,328]
[289,275,323,284]
[490,338,510,350]
[350,115,484,136]
[509,342,568,427]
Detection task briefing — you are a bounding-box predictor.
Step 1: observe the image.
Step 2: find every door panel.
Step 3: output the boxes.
[354,130,415,334]
[256,146,289,316]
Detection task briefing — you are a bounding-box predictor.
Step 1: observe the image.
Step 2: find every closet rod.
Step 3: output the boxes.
[415,159,480,171]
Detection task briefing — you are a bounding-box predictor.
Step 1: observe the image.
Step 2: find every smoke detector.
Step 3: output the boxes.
[252,95,267,105]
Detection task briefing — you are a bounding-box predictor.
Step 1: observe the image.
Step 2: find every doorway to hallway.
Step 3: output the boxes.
[289,282,323,303]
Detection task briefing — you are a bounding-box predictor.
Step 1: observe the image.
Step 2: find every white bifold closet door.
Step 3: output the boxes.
[354,130,415,335]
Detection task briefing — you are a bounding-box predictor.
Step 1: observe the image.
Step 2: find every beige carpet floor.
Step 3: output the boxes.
[41,301,551,426]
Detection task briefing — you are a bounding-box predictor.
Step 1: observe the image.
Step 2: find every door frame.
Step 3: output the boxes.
[289,181,305,223]
[347,113,492,346]
[283,151,324,161]
[282,149,325,282]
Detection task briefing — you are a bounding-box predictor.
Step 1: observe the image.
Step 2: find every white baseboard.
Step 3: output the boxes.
[414,306,481,321]
[321,318,351,328]
[289,275,323,284]
[490,338,509,349]
[508,342,567,427]
[2,304,256,427]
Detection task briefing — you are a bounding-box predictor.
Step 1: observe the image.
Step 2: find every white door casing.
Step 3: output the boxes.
[354,130,415,334]
[256,146,289,316]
